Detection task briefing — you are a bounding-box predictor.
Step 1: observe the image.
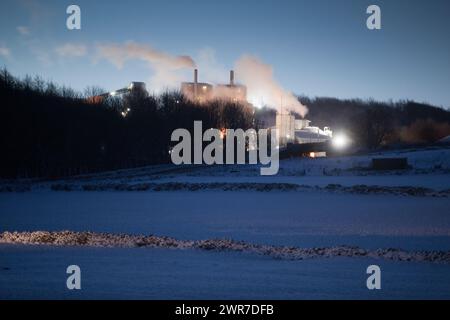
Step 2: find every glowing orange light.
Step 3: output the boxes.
[220,128,226,139]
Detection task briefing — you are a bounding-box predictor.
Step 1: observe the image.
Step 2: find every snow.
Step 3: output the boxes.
[1,147,450,299]
[3,231,449,263]
[1,191,450,245]
[2,147,450,192]
[1,245,450,300]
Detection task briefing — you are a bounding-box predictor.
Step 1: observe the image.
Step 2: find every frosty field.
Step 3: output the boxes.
[2,245,450,300]
[1,148,450,299]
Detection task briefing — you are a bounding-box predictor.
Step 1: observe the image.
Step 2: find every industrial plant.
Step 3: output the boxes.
[180,68,333,151]
[181,69,247,104]
[87,68,334,155]
[87,81,148,105]
[276,113,333,146]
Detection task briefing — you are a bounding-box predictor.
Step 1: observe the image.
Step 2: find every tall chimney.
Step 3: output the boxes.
[194,69,198,98]
[230,70,234,86]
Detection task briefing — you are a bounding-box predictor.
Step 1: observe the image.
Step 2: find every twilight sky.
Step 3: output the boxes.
[0,0,449,108]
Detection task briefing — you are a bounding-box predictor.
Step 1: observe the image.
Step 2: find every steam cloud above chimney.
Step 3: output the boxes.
[95,42,308,116]
[235,55,308,117]
[96,42,195,69]
[96,41,196,92]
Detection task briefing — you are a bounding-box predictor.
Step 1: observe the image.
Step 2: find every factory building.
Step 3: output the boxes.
[276,113,296,145]
[214,70,247,103]
[276,112,333,147]
[181,69,247,103]
[87,81,148,104]
[181,69,214,103]
[86,82,148,118]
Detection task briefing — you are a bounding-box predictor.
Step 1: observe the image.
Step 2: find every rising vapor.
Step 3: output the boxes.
[94,42,307,115]
[96,42,196,92]
[96,42,195,69]
[235,55,308,117]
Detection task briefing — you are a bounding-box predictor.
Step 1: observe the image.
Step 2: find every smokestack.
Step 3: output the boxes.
[194,69,198,98]
[230,70,234,86]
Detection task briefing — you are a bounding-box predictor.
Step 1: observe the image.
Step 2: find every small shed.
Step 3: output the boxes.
[372,158,408,170]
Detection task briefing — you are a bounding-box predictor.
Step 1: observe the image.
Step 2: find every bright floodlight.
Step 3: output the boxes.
[332,133,349,149]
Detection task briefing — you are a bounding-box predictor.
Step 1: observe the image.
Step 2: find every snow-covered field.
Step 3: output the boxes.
[2,146,450,191]
[1,147,450,299]
[2,245,450,300]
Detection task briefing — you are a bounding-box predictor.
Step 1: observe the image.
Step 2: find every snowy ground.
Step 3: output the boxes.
[2,146,450,192]
[2,245,450,300]
[1,147,450,299]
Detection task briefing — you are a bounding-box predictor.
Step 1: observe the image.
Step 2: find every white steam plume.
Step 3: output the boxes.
[94,42,307,116]
[235,55,308,117]
[96,42,196,92]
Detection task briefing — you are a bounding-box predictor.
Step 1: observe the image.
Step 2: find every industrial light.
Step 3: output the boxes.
[332,133,349,149]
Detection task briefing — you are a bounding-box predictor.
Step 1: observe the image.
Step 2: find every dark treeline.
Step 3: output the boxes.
[299,96,450,149]
[0,69,253,178]
[254,96,450,150]
[1,68,449,179]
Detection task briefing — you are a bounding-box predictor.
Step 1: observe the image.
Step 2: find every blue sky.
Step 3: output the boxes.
[0,0,449,108]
